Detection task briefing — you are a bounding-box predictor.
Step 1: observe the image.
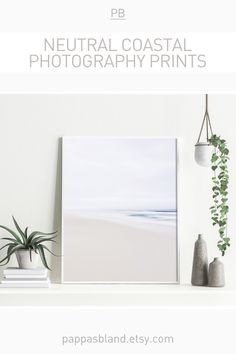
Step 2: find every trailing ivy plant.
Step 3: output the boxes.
[209,135,230,256]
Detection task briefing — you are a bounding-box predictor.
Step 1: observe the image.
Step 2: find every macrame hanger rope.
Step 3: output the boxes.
[196,94,214,143]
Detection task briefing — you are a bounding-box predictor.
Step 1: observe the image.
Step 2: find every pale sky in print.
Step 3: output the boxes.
[63,137,177,210]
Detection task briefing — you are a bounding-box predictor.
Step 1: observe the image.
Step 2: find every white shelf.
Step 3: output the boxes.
[0,284,235,307]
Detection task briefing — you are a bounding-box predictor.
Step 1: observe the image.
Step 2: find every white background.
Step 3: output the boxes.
[1,1,236,353]
[0,1,236,92]
[1,307,236,354]
[0,0,236,32]
[0,33,235,74]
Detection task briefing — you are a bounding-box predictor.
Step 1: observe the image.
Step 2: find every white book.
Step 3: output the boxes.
[1,278,50,284]
[3,276,48,281]
[3,267,47,276]
[0,282,50,288]
[4,274,48,279]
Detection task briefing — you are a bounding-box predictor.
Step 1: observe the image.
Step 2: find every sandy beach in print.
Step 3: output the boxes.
[63,210,177,282]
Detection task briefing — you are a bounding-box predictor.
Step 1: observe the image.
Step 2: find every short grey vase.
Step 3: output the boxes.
[191,234,208,286]
[208,257,225,287]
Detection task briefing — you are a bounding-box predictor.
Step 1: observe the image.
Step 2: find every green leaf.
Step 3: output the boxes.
[27,231,57,244]
[0,244,24,265]
[39,244,59,257]
[12,216,27,244]
[24,227,28,240]
[0,225,23,244]
[1,237,20,243]
[211,155,218,162]
[0,242,16,251]
[212,217,219,222]
[212,186,220,191]
[37,245,51,270]
[7,243,19,256]
[31,235,57,246]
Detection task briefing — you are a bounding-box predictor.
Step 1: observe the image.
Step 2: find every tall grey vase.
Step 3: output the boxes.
[208,257,225,287]
[191,234,208,286]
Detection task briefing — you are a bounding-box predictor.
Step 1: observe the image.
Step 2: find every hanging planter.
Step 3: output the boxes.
[195,94,214,167]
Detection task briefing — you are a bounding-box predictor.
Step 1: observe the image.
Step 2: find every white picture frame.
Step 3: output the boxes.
[61,137,179,283]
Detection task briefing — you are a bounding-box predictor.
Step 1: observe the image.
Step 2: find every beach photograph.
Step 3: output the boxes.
[62,137,177,283]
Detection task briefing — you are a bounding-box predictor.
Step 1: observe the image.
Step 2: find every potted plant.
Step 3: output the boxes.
[209,135,230,256]
[0,216,57,269]
[195,142,213,167]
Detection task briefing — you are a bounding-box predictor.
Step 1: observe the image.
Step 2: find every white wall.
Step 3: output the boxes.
[0,94,235,285]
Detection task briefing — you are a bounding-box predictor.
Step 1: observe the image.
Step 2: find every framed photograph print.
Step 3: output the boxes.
[62,137,178,283]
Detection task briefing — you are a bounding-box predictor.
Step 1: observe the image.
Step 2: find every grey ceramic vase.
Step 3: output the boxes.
[208,257,225,287]
[191,234,208,286]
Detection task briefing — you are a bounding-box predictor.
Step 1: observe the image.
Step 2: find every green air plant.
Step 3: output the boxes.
[209,135,230,256]
[0,216,57,269]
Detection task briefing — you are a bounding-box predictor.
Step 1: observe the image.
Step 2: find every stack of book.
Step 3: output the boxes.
[1,267,50,288]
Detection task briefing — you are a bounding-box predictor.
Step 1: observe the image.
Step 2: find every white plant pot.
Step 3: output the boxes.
[16,249,39,269]
[194,143,213,167]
